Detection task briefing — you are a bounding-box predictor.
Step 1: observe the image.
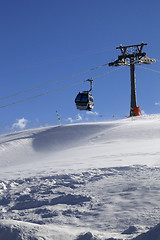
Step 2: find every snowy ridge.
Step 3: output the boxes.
[0,114,160,239]
[0,123,114,172]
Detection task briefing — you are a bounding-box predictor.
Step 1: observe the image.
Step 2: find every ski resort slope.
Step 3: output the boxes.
[0,114,160,239]
[0,114,160,178]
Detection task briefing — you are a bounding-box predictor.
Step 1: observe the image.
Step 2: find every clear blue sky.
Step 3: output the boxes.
[1,0,160,133]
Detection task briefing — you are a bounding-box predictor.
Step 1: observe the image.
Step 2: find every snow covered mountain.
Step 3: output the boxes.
[0,114,160,239]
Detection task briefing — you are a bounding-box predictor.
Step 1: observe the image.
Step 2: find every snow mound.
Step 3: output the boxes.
[75,232,96,240]
[0,220,40,240]
[0,122,115,177]
[133,223,160,240]
[122,226,138,235]
[0,220,76,240]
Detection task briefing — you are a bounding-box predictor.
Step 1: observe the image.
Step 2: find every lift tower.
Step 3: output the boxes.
[109,42,155,116]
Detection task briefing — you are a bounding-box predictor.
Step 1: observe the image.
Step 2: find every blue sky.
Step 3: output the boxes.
[1,0,160,133]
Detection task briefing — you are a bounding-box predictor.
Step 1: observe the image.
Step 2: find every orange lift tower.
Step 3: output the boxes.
[109,42,155,117]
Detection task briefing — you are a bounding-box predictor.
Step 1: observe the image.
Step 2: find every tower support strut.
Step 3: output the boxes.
[130,58,137,116]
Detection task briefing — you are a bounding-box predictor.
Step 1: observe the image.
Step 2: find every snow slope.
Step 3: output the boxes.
[0,114,160,239]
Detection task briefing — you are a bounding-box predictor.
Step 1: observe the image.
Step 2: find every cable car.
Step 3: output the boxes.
[75,79,94,111]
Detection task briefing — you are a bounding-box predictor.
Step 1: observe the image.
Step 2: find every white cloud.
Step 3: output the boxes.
[76,114,82,121]
[67,114,82,123]
[155,102,160,106]
[86,111,99,115]
[12,118,28,130]
[67,117,73,123]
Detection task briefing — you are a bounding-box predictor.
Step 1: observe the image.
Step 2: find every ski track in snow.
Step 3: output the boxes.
[0,115,160,239]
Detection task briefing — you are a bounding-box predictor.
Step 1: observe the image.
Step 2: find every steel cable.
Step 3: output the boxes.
[0,63,108,101]
[137,65,160,75]
[0,68,121,109]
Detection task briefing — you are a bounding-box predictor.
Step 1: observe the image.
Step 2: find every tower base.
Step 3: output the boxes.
[130,106,141,117]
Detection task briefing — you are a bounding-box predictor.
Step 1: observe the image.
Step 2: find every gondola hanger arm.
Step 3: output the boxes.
[85,78,93,92]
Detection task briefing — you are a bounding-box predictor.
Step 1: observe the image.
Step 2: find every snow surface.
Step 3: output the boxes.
[0,114,160,239]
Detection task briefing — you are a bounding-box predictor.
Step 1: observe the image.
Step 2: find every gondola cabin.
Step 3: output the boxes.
[75,91,94,111]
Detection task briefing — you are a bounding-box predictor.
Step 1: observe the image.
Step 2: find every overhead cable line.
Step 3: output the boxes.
[0,81,85,109]
[93,67,123,79]
[0,63,108,101]
[137,65,160,75]
[0,68,121,109]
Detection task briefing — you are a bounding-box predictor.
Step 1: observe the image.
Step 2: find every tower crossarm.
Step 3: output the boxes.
[109,42,155,66]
